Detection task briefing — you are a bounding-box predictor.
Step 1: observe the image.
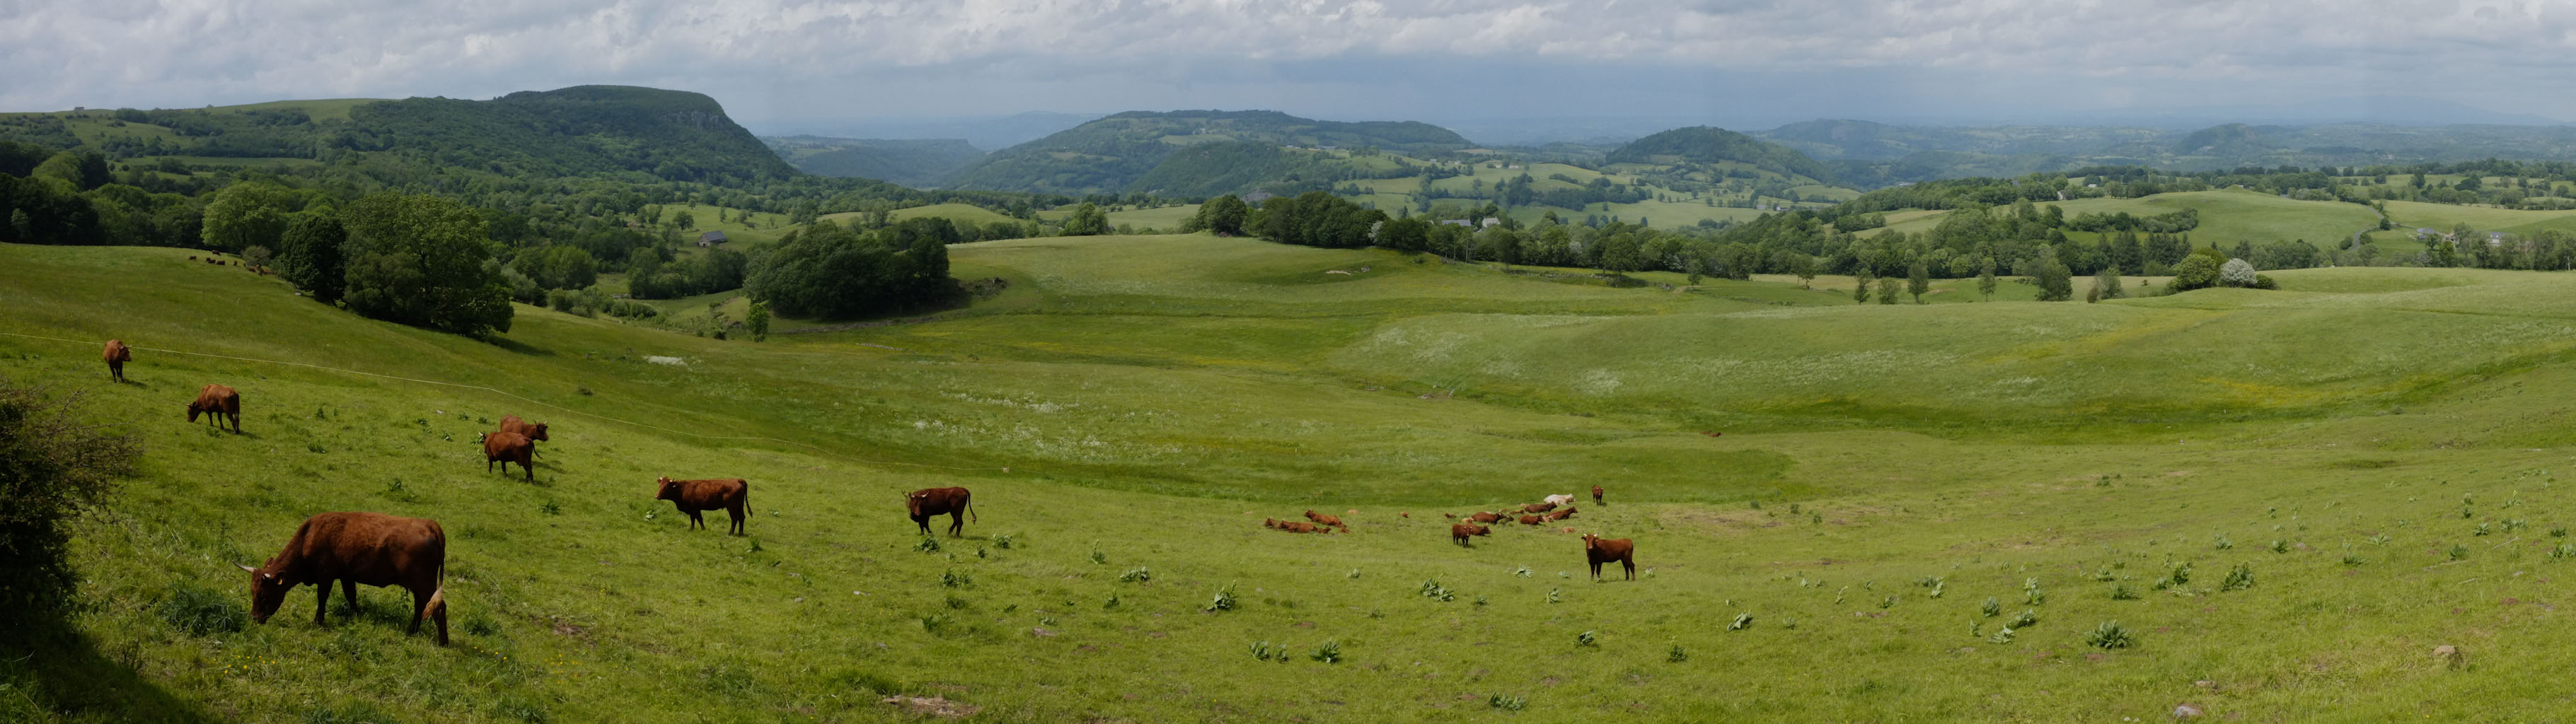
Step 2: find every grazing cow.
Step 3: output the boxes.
[1264,518,1282,529]
[481,431,535,481]
[1520,502,1557,515]
[236,511,448,646]
[1518,514,1542,526]
[498,415,549,443]
[102,339,131,382]
[655,477,752,535]
[1543,494,1576,506]
[1304,510,1347,531]
[907,487,976,537]
[1450,523,1491,547]
[186,384,241,433]
[1469,512,1503,524]
[1582,534,1637,581]
[1592,485,1604,505]
[1544,507,1577,522]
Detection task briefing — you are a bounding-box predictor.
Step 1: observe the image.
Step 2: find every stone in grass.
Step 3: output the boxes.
[2172,703,2203,718]
[884,695,980,718]
[2434,644,2464,670]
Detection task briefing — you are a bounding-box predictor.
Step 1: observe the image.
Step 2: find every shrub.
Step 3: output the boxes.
[1250,641,1273,660]
[913,537,940,553]
[1576,630,1598,647]
[1980,597,2002,617]
[1118,566,1152,583]
[1728,612,1753,631]
[1668,645,1688,662]
[1203,583,1237,612]
[991,533,1014,549]
[939,570,971,588]
[2449,544,2470,561]
[0,383,138,621]
[2220,562,2254,591]
[2006,609,2038,629]
[1309,639,1341,663]
[2168,255,2220,291]
[2218,258,2257,287]
[1417,579,1456,602]
[2110,583,2139,600]
[1488,694,1525,711]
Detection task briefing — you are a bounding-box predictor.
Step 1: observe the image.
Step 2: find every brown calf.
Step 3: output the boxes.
[187,384,241,433]
[481,431,535,481]
[1450,523,1491,547]
[1591,485,1604,505]
[1303,510,1346,531]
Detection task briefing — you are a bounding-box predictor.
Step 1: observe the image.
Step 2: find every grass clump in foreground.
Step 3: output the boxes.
[11,239,2576,720]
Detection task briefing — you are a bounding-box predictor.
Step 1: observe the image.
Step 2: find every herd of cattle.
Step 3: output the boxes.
[101,337,1641,648]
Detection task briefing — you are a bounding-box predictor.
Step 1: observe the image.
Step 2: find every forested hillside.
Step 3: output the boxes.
[765,136,986,188]
[946,110,1472,194]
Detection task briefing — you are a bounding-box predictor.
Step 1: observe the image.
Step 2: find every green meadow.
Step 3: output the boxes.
[9,235,2576,722]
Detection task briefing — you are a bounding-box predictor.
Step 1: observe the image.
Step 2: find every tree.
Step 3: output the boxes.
[671,209,695,230]
[2094,266,2126,300]
[276,214,347,303]
[0,383,139,623]
[746,300,770,342]
[1788,252,1818,288]
[2168,255,2221,291]
[339,193,514,337]
[1876,276,1901,305]
[1062,203,1109,236]
[2033,247,2073,301]
[200,182,301,253]
[1196,195,1249,235]
[1977,257,1998,301]
[1854,272,1873,303]
[1906,259,1930,303]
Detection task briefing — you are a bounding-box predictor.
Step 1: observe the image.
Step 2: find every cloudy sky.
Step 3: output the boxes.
[5,0,2571,139]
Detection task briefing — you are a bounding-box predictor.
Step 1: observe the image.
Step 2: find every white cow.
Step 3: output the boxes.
[1542,494,1576,506]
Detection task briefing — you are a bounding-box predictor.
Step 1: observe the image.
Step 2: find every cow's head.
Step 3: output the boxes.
[525,422,549,441]
[1581,534,1600,550]
[653,476,678,501]
[235,563,290,624]
[906,492,927,517]
[185,400,202,422]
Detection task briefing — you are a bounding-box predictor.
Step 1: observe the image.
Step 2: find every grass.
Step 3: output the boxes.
[11,236,2576,720]
[1886,189,2384,247]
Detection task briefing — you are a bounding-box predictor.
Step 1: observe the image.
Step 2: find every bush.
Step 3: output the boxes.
[0,383,138,621]
[339,193,513,337]
[2085,621,2135,650]
[2168,255,2220,291]
[2218,258,2257,287]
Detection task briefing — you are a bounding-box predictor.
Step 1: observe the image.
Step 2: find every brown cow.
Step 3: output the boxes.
[656,477,752,535]
[1591,485,1604,505]
[1285,521,1322,533]
[1520,502,1557,515]
[1544,507,1577,522]
[499,415,549,443]
[907,487,976,537]
[236,511,448,646]
[1518,514,1542,526]
[187,384,241,433]
[1450,523,1491,547]
[103,339,131,382]
[480,431,534,481]
[1467,512,1504,524]
[1304,510,1347,531]
[1263,518,1282,529]
[1583,534,1636,581]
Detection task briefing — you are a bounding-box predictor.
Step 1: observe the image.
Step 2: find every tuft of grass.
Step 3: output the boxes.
[913,537,941,553]
[2221,562,2254,591]
[155,584,246,636]
[1309,639,1341,664]
[1118,566,1151,583]
[939,570,971,588]
[992,533,1015,549]
[1668,644,1688,662]
[1487,694,1525,711]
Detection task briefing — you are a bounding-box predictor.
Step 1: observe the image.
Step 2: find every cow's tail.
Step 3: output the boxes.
[427,561,448,619]
[966,491,978,523]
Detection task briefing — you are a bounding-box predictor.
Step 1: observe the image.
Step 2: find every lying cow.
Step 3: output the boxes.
[187,384,241,433]
[1583,534,1637,581]
[238,511,448,646]
[1519,502,1557,515]
[1543,494,1576,507]
[1450,523,1491,547]
[1518,514,1542,526]
[1304,510,1347,531]
[103,339,132,383]
[656,477,752,535]
[481,431,535,481]
[1544,507,1577,522]
[907,486,976,537]
[1467,512,1504,524]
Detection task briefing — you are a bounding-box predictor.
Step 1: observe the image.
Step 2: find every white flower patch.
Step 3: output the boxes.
[1576,368,1624,396]
[645,356,687,366]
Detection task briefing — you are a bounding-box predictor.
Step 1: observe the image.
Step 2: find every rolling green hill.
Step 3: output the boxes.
[945,110,1472,195]
[765,136,985,188]
[16,236,2576,721]
[1607,126,1835,184]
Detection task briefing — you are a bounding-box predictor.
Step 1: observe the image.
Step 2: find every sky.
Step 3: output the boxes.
[6,0,2573,140]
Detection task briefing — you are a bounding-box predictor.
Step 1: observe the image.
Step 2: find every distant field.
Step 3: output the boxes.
[2382,200,2576,237]
[1885,189,2381,247]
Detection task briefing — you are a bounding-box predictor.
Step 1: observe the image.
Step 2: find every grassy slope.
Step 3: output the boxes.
[10,238,2576,722]
[1882,189,2382,246]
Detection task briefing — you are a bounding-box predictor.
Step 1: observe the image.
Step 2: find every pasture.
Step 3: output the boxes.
[8,235,2576,722]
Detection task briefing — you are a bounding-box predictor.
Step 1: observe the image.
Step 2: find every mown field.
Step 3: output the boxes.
[9,235,2576,723]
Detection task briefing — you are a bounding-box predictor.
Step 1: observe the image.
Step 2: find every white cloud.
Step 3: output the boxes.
[5,0,2576,121]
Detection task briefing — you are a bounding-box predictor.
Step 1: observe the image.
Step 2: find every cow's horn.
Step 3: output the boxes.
[234,563,258,573]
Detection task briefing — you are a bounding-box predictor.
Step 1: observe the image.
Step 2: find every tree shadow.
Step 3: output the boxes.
[0,619,215,723]
[484,337,555,358]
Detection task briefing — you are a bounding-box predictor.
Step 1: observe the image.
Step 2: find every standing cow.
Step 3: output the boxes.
[187,384,241,433]
[1450,523,1491,547]
[654,477,752,535]
[498,415,548,452]
[103,339,132,383]
[1582,534,1636,581]
[1591,485,1604,505]
[236,511,449,646]
[907,487,976,537]
[482,431,535,481]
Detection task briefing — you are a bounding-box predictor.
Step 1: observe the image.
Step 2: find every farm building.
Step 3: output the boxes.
[696,230,728,247]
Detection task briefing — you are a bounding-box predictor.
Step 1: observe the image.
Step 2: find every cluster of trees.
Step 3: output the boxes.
[745,217,958,319]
